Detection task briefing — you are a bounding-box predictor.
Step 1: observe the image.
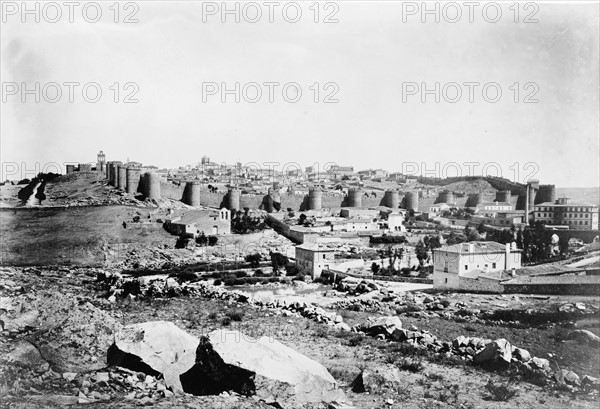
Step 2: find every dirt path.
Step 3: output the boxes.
[25,182,42,206]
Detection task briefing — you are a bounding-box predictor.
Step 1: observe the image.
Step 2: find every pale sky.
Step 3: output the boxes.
[1,1,599,187]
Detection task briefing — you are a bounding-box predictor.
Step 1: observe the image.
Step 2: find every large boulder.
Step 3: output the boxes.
[567,330,600,347]
[108,321,199,393]
[473,338,512,367]
[352,364,402,393]
[182,329,346,408]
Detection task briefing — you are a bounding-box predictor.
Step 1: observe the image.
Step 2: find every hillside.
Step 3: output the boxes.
[417,176,526,195]
[0,206,175,266]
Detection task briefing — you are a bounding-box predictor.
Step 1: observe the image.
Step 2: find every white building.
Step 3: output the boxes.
[387,212,406,232]
[433,241,521,290]
[475,201,513,217]
[428,203,452,215]
[295,243,336,279]
[533,197,599,230]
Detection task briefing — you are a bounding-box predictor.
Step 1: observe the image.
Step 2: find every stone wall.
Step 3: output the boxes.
[503,275,600,296]
[458,276,503,293]
[155,186,521,214]
[160,181,185,201]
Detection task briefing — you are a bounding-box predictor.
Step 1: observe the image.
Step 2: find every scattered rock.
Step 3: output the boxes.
[365,316,402,336]
[7,340,50,372]
[512,347,531,363]
[473,339,512,367]
[530,357,552,374]
[554,369,581,386]
[352,364,402,393]
[582,375,600,392]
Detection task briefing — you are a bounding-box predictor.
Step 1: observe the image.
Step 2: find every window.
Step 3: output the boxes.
[445,278,448,283]
[492,263,497,268]
[464,265,468,270]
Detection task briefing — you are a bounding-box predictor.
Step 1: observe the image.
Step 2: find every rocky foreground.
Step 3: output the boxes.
[1,266,599,408]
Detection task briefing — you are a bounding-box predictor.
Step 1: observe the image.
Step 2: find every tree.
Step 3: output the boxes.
[446,230,467,245]
[468,229,481,242]
[196,232,208,245]
[270,252,289,273]
[516,228,524,250]
[175,235,190,249]
[208,236,218,246]
[415,241,428,267]
[245,253,262,268]
[298,214,307,225]
[370,263,380,274]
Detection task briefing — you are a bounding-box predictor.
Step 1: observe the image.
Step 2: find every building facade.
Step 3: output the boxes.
[533,198,599,230]
[295,243,336,279]
[165,208,231,237]
[475,201,513,217]
[433,241,522,290]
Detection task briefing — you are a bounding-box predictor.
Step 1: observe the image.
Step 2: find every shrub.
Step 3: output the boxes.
[286,266,299,276]
[245,253,262,268]
[233,278,247,285]
[122,280,141,296]
[348,303,362,312]
[207,312,218,320]
[175,235,190,249]
[254,269,264,277]
[177,271,198,283]
[397,357,424,373]
[213,279,222,286]
[221,317,232,326]
[235,271,247,278]
[313,327,328,338]
[484,380,518,401]
[226,310,244,321]
[268,277,279,283]
[224,278,236,286]
[292,274,306,281]
[347,335,364,347]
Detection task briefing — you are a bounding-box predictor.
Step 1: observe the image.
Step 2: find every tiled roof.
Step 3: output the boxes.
[296,243,335,252]
[434,241,517,254]
[534,201,598,208]
[477,202,512,207]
